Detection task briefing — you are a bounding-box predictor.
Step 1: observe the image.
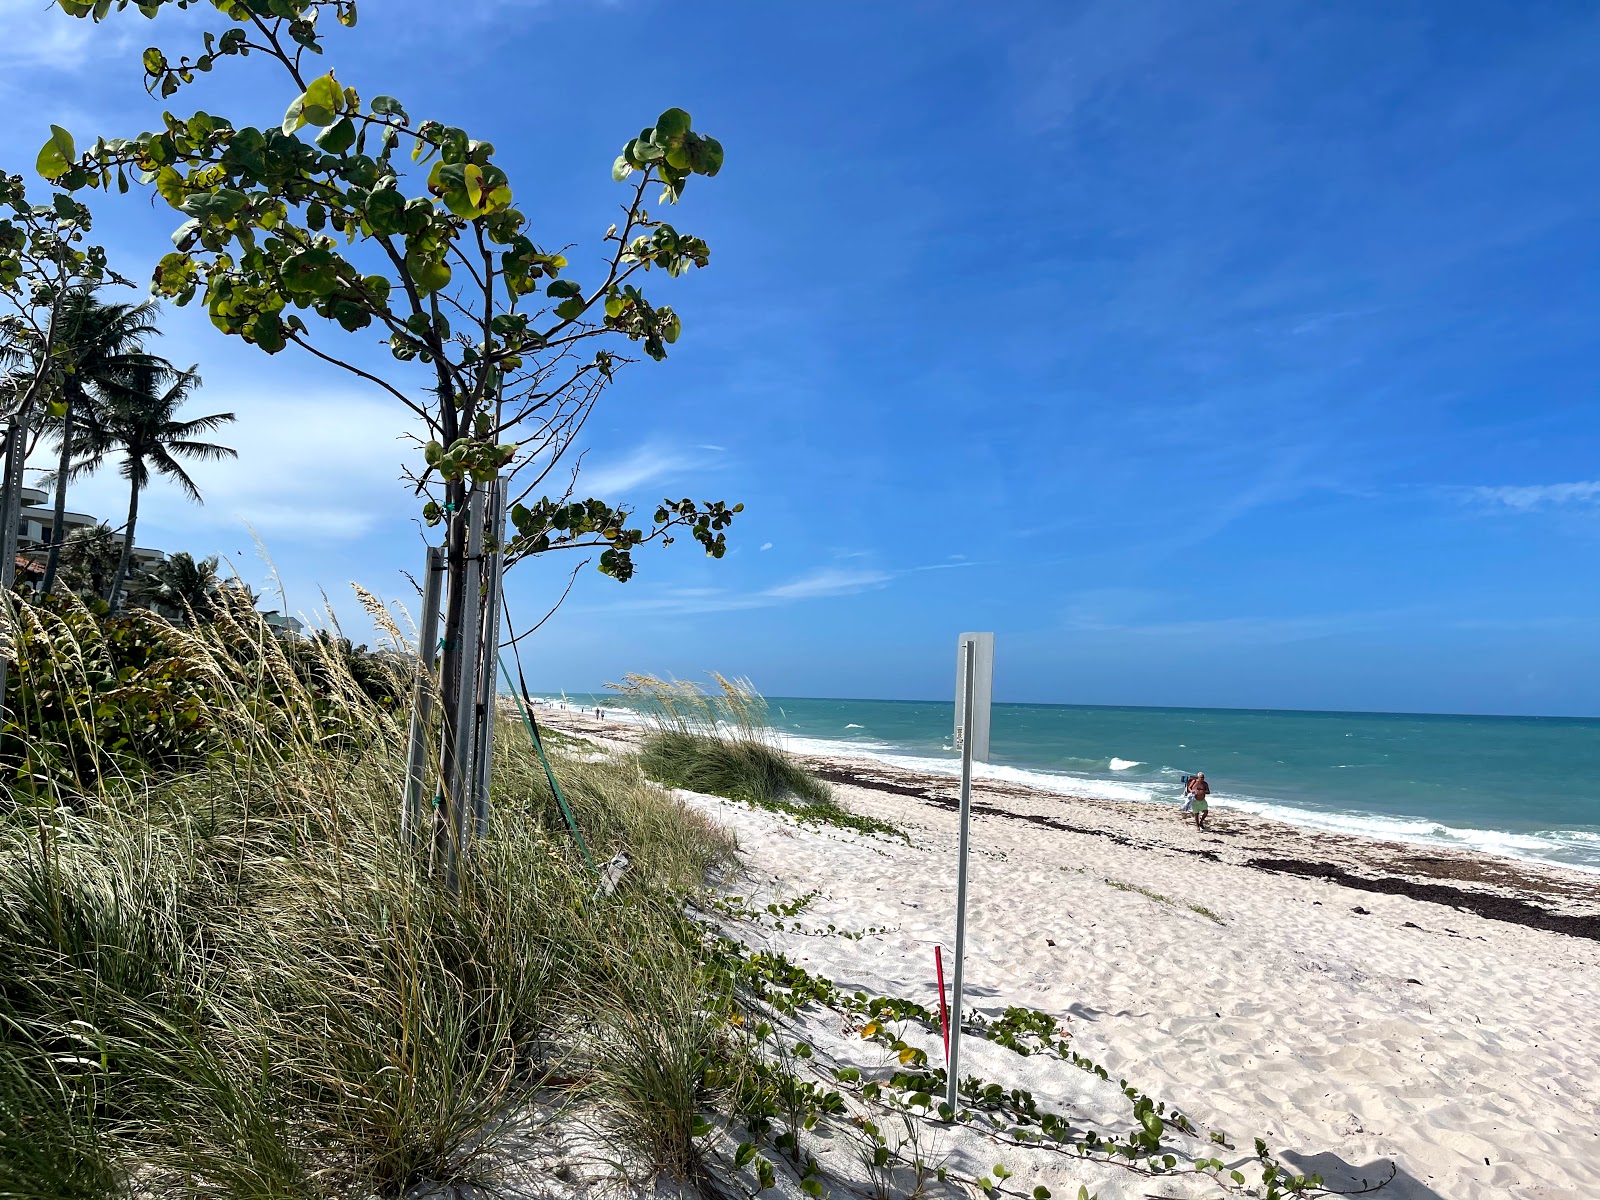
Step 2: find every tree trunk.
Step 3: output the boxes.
[40,397,74,597]
[108,475,140,613]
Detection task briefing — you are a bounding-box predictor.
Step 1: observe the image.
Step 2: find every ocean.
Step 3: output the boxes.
[564,694,1600,872]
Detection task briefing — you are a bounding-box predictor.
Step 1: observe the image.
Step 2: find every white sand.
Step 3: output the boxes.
[535,712,1600,1198]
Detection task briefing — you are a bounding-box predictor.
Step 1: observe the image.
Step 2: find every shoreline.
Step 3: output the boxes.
[535,707,1600,936]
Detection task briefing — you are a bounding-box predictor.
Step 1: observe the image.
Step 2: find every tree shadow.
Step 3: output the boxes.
[1278,1151,1446,1199]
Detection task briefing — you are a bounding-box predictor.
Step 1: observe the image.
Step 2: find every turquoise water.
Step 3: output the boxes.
[567,694,1600,871]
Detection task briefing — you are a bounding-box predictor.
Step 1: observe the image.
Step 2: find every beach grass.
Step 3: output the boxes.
[1104,877,1225,923]
[615,672,906,841]
[0,593,741,1197]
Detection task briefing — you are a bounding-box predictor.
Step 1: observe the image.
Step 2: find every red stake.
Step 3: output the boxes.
[934,945,950,1058]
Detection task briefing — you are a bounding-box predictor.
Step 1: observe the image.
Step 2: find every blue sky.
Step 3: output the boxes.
[5,0,1600,715]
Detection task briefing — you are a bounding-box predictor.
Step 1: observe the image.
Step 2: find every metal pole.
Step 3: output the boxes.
[946,636,977,1116]
[0,417,29,715]
[400,544,445,844]
[0,416,28,589]
[446,486,486,890]
[471,478,506,840]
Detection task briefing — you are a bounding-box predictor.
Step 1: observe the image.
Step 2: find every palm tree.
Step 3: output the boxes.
[56,522,123,599]
[35,291,163,596]
[130,551,223,624]
[63,362,236,612]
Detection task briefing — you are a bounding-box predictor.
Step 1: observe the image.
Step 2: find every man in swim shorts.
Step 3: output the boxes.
[1186,772,1211,830]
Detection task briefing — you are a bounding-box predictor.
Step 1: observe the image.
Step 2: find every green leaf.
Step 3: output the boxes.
[371,94,408,120]
[698,135,725,177]
[612,154,633,182]
[316,117,357,154]
[1033,1189,1051,1200]
[546,279,581,298]
[655,107,691,141]
[286,73,343,133]
[37,125,76,180]
[553,296,585,321]
[364,187,405,234]
[253,311,286,353]
[407,253,451,295]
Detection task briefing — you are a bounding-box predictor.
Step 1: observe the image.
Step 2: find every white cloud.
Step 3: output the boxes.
[580,443,715,497]
[29,387,413,546]
[761,567,891,600]
[1469,481,1600,512]
[0,0,97,69]
[759,542,773,551]
[590,564,894,617]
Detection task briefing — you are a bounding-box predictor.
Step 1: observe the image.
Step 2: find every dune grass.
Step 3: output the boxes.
[616,672,906,841]
[0,592,742,1199]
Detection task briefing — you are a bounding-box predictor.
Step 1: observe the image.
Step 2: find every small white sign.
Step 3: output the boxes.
[954,632,994,762]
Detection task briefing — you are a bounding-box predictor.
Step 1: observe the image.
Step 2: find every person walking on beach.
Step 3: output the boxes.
[1186,772,1211,831]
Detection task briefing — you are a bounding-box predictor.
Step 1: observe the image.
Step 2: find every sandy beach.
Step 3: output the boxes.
[538,708,1600,1199]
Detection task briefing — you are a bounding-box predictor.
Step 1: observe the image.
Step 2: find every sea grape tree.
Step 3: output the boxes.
[0,173,115,603]
[0,173,112,424]
[42,0,738,850]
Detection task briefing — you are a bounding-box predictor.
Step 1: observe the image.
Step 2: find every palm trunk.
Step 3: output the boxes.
[108,476,140,613]
[40,398,73,597]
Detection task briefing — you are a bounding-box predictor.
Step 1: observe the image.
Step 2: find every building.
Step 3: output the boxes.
[15,485,167,574]
[262,610,306,637]
[13,487,305,636]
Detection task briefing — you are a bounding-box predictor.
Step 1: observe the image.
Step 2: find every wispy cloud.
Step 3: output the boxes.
[593,563,900,616]
[0,0,98,69]
[762,567,891,600]
[1062,608,1410,648]
[580,443,716,497]
[29,388,411,544]
[1468,481,1600,512]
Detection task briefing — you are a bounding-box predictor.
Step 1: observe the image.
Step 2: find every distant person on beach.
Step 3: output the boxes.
[1186,772,1211,830]
[1179,774,1192,816]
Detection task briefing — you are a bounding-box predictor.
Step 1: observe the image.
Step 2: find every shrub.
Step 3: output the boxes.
[613,672,904,840]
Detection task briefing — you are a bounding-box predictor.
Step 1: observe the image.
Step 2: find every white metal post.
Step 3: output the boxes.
[446,486,486,890]
[471,478,506,840]
[0,418,30,713]
[946,639,976,1115]
[401,543,445,844]
[946,631,994,1116]
[0,418,23,590]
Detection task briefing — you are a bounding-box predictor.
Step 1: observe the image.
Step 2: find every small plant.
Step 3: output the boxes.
[617,672,906,840]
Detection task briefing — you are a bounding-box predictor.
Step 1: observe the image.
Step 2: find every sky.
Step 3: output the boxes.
[4,0,1600,716]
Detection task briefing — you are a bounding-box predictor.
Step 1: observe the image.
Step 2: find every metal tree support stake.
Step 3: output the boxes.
[0,417,25,590]
[444,485,487,891]
[945,631,994,1116]
[400,543,445,844]
[471,477,506,840]
[0,417,31,711]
